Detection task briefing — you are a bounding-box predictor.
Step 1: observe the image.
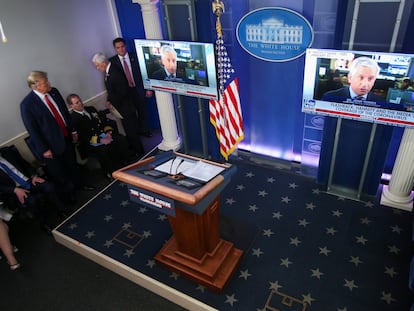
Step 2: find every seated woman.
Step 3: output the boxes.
[0,219,20,270]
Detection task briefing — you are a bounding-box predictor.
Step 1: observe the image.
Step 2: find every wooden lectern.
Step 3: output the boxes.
[112,152,243,292]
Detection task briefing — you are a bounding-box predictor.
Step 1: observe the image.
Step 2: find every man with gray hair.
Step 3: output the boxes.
[322,56,384,103]
[92,52,145,158]
[151,45,198,85]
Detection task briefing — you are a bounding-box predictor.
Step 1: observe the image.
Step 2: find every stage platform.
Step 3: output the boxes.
[52,179,258,310]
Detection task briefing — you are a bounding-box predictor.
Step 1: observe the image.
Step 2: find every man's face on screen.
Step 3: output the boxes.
[162,51,177,75]
[348,66,377,96]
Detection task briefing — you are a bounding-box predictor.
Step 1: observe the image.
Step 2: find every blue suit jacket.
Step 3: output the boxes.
[0,145,35,194]
[322,87,385,103]
[321,86,406,110]
[20,87,73,158]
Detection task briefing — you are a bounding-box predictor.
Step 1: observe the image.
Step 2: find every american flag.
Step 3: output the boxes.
[209,16,244,161]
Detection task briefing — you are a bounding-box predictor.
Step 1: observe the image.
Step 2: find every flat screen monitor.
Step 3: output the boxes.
[302,48,414,127]
[134,39,218,100]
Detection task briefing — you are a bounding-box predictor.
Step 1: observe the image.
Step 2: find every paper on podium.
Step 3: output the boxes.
[154,157,196,175]
[182,161,225,183]
[154,157,225,183]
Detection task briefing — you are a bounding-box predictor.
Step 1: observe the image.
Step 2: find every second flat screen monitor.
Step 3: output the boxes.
[134,39,218,100]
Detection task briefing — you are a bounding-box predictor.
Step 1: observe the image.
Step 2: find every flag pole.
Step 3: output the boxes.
[212,0,224,96]
[209,0,244,161]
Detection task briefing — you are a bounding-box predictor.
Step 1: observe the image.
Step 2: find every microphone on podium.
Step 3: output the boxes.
[175,159,184,175]
[169,157,185,176]
[169,157,177,175]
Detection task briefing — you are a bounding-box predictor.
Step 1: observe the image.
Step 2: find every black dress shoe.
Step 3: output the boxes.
[105,173,114,181]
[68,196,78,205]
[58,211,69,219]
[140,131,152,137]
[41,224,53,236]
[82,185,96,191]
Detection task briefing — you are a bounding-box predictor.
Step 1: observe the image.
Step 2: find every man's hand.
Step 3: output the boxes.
[145,90,153,98]
[72,132,79,143]
[105,101,114,110]
[100,137,111,145]
[31,176,45,185]
[14,187,30,204]
[43,149,53,159]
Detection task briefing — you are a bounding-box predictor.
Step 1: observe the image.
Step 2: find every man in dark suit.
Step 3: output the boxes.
[92,52,146,158]
[322,56,385,105]
[0,145,67,234]
[109,37,153,137]
[67,93,131,179]
[20,71,94,194]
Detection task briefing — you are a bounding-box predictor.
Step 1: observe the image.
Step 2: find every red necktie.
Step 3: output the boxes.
[123,57,135,87]
[44,95,68,137]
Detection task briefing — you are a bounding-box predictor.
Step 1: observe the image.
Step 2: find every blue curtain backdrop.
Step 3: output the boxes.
[114,0,323,163]
[113,0,410,178]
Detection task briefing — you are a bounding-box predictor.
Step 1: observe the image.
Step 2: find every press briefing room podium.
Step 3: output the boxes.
[112,151,243,292]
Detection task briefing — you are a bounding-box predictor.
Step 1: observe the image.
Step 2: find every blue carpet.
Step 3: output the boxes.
[55,158,414,311]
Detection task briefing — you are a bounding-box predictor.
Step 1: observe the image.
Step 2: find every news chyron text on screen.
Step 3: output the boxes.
[134,39,218,100]
[302,48,414,128]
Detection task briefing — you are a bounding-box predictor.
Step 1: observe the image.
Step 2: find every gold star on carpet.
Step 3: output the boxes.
[349,256,363,267]
[269,280,282,291]
[280,257,292,268]
[390,225,402,234]
[326,227,337,235]
[388,245,400,254]
[355,235,368,245]
[332,209,343,217]
[306,202,316,210]
[298,219,310,227]
[289,237,301,246]
[380,291,396,304]
[319,246,331,256]
[344,279,358,291]
[302,293,315,305]
[236,184,245,190]
[252,248,264,257]
[310,268,324,279]
[281,196,291,203]
[238,269,251,280]
[225,293,238,306]
[263,229,275,237]
[272,211,283,219]
[360,217,371,225]
[384,266,398,278]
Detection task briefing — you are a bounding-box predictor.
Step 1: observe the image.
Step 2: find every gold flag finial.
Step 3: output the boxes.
[212,0,224,37]
[212,0,224,17]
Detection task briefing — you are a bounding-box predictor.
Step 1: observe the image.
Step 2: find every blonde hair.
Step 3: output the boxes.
[27,71,48,89]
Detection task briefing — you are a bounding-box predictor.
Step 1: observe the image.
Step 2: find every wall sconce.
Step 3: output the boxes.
[0,20,8,43]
